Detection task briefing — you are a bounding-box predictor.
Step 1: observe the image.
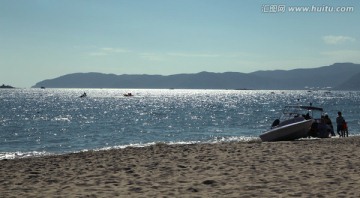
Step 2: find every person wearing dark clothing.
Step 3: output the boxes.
[336,111,345,137]
[304,113,311,120]
[324,114,335,136]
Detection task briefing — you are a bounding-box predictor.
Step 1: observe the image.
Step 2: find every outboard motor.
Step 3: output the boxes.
[271,119,280,128]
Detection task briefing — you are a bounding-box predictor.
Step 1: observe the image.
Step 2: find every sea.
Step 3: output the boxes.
[1,89,359,160]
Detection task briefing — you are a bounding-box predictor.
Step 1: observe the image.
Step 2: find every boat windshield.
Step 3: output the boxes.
[280,105,323,121]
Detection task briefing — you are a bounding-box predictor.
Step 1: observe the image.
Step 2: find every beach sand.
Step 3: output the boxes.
[1,137,360,197]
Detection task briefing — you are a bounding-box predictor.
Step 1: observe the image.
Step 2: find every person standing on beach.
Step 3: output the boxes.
[324,114,335,136]
[336,111,345,137]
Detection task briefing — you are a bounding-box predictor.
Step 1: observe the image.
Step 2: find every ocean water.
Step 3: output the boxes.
[1,89,359,159]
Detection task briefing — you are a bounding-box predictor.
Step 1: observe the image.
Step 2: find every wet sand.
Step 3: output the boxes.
[1,137,360,197]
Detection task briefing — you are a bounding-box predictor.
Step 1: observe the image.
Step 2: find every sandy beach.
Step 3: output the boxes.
[1,137,360,197]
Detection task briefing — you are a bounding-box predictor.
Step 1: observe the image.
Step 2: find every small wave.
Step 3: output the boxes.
[52,115,72,122]
[0,151,53,160]
[94,136,260,152]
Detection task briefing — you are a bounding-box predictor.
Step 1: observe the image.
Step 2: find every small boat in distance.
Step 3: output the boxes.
[80,92,87,98]
[123,93,134,97]
[260,104,332,142]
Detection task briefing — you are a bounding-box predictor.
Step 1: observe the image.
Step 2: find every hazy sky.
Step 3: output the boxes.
[1,0,359,87]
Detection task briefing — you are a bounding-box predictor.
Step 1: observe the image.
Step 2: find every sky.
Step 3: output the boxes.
[1,0,359,87]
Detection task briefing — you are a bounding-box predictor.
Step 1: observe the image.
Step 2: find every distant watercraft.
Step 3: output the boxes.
[80,92,87,98]
[123,93,133,97]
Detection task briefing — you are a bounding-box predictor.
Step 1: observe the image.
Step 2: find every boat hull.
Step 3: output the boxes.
[260,119,314,142]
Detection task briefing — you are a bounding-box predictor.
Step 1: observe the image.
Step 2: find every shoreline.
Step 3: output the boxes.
[0,136,260,160]
[1,137,360,197]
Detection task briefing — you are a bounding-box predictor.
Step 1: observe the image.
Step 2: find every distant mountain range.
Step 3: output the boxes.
[32,63,360,90]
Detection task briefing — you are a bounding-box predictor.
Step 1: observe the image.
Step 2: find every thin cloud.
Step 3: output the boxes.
[166,52,221,58]
[89,47,132,56]
[101,47,132,53]
[321,50,360,63]
[140,52,223,61]
[321,50,360,56]
[139,51,255,61]
[140,53,166,61]
[322,35,356,45]
[89,52,108,56]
